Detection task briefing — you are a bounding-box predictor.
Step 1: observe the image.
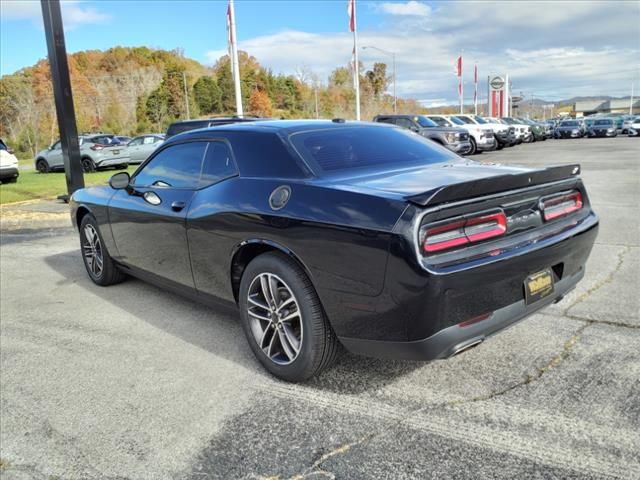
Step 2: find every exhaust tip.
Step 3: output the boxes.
[451,337,484,357]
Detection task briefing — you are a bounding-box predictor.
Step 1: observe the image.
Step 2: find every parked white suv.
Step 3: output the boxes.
[426,115,496,154]
[453,114,515,150]
[0,138,19,183]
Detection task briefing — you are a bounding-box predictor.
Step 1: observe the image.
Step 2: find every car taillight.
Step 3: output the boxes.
[540,191,583,221]
[421,211,507,253]
[90,144,104,151]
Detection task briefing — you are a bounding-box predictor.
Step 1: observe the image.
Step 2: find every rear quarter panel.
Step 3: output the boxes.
[186,177,407,332]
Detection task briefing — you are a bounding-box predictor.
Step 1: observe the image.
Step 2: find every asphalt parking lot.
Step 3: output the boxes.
[1,137,639,480]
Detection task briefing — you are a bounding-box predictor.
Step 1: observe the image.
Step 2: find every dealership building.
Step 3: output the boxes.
[574,98,640,117]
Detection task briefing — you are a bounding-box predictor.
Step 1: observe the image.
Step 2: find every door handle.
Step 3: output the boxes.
[171,201,186,212]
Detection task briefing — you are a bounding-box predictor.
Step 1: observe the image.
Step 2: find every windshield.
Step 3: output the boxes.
[428,116,449,127]
[594,119,613,126]
[473,116,488,124]
[501,118,518,125]
[453,116,474,125]
[416,116,438,128]
[561,121,579,127]
[447,116,465,126]
[289,126,457,176]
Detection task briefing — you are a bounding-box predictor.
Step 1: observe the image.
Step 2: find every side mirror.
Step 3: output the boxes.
[109,171,130,190]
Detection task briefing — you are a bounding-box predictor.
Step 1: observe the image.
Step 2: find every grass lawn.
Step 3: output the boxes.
[0,166,138,205]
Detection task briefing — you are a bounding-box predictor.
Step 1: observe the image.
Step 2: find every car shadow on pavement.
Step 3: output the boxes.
[44,249,423,394]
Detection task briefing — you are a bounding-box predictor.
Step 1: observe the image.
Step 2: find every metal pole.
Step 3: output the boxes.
[229,0,243,116]
[487,75,491,117]
[352,2,361,121]
[630,82,634,115]
[182,72,190,119]
[459,50,464,114]
[314,86,319,119]
[392,53,397,114]
[40,0,84,196]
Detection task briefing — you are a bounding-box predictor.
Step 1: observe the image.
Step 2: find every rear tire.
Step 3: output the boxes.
[81,157,96,173]
[238,252,340,382]
[79,214,126,286]
[36,159,50,173]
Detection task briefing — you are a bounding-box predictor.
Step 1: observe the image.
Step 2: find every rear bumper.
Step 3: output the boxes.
[339,268,583,360]
[335,210,598,360]
[95,156,128,168]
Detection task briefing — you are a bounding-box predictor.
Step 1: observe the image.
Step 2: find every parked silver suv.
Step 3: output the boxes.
[34,134,129,173]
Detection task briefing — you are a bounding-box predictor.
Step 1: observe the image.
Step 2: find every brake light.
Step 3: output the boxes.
[422,211,507,253]
[540,191,583,221]
[90,144,104,151]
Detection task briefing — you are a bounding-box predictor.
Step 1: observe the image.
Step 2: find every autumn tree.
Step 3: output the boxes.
[193,76,222,115]
[248,89,273,117]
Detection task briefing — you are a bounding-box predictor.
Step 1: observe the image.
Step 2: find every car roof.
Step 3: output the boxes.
[165,119,394,143]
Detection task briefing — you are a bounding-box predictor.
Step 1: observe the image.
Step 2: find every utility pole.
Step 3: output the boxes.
[631,82,635,115]
[182,72,190,119]
[40,0,84,197]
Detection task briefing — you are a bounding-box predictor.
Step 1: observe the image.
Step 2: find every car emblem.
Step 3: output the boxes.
[507,209,542,233]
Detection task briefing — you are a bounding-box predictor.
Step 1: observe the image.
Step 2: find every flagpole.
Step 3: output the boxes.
[352,0,361,121]
[228,0,243,116]
[474,64,478,115]
[459,50,463,114]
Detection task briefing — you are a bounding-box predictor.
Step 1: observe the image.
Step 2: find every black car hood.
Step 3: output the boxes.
[330,159,581,207]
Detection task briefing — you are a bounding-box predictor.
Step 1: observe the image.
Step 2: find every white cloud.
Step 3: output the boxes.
[1,0,110,29]
[209,1,638,102]
[380,1,431,17]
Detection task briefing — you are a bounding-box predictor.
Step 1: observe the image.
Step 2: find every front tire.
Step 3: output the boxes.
[36,159,50,173]
[468,137,478,155]
[79,214,126,286]
[239,252,339,382]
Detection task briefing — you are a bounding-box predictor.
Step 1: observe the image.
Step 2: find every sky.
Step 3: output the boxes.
[1,0,639,107]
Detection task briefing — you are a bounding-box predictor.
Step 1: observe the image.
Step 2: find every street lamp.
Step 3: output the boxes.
[362,45,397,114]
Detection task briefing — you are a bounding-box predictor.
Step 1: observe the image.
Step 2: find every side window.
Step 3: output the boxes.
[143,136,156,145]
[129,137,143,146]
[396,118,415,130]
[133,142,206,188]
[200,141,237,186]
[52,141,62,150]
[376,117,394,125]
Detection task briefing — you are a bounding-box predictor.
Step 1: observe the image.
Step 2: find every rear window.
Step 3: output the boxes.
[289,126,456,175]
[166,121,209,137]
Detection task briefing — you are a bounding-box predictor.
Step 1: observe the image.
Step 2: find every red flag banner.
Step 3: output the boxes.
[456,56,462,77]
[348,0,355,33]
[226,3,233,45]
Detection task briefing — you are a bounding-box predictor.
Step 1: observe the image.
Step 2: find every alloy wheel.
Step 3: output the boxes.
[247,273,303,365]
[82,224,104,278]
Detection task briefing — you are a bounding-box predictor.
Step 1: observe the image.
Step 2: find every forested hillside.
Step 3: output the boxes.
[0,46,422,157]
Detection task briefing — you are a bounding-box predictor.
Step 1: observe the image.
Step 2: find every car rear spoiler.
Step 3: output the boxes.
[406,164,581,207]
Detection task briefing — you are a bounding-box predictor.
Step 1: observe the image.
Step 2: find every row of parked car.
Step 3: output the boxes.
[549,114,640,139]
[3,111,638,182]
[32,133,166,173]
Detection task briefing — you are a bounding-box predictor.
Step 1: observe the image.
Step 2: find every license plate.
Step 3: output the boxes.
[113,150,120,155]
[524,268,555,305]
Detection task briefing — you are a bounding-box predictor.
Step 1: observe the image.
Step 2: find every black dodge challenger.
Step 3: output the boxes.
[70,120,598,381]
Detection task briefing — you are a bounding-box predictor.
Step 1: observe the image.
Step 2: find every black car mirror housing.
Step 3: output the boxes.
[109,171,130,190]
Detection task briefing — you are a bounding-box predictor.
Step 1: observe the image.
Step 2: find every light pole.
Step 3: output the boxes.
[362,45,396,114]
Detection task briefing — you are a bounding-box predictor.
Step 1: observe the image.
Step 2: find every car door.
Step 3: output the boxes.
[127,137,144,163]
[186,140,241,299]
[139,135,161,162]
[48,140,64,168]
[108,141,208,289]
